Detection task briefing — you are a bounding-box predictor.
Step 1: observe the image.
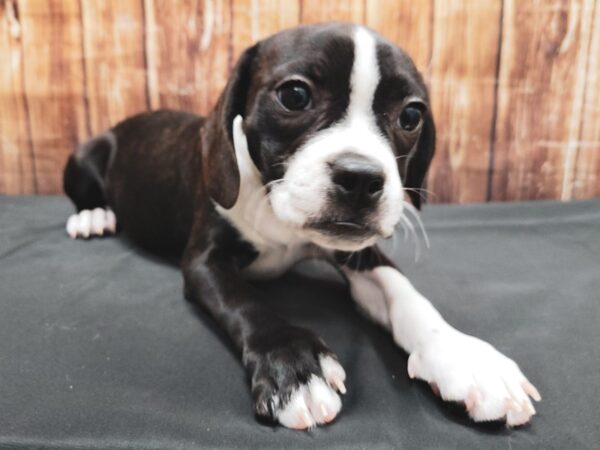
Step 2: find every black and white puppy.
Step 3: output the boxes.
[63,23,540,429]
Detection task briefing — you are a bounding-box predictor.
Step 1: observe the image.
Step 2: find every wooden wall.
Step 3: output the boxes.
[1,0,599,202]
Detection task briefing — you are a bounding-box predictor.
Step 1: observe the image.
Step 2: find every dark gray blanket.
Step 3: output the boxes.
[1,196,599,449]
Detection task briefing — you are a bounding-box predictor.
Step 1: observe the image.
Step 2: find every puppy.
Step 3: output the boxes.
[63,23,540,429]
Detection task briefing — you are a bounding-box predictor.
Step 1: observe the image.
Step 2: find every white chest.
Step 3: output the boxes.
[216,115,319,279]
[218,201,314,279]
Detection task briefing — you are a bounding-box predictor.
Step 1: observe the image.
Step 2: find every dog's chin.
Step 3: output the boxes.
[303,221,381,252]
[268,190,398,251]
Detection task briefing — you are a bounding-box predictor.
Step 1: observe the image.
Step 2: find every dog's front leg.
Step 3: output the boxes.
[182,245,346,429]
[337,247,541,426]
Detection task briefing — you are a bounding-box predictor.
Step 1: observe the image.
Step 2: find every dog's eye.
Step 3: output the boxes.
[277,81,311,111]
[399,104,423,131]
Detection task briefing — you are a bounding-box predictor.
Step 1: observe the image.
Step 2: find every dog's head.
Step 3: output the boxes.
[202,23,435,252]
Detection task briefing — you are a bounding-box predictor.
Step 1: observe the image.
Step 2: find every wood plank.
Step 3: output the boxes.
[18,0,89,194]
[81,0,148,134]
[231,0,300,59]
[427,0,502,203]
[365,0,433,75]
[364,1,433,203]
[0,0,597,199]
[0,0,36,193]
[572,0,600,199]
[491,0,595,201]
[143,0,231,114]
[300,0,365,24]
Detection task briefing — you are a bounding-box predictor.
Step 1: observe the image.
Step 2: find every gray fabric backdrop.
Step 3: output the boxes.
[1,196,599,449]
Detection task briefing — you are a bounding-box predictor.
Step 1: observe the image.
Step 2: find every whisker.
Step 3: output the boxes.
[394,215,408,242]
[399,217,409,242]
[404,187,435,195]
[403,201,430,249]
[242,179,284,222]
[243,184,268,221]
[264,179,284,189]
[400,214,421,262]
[403,187,438,205]
[354,248,362,271]
[343,250,356,269]
[390,226,399,255]
[252,193,273,231]
[263,180,284,198]
[403,188,428,203]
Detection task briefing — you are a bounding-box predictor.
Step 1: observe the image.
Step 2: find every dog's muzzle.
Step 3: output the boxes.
[305,152,388,243]
[329,153,385,209]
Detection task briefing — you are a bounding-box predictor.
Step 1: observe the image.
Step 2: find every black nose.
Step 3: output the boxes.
[329,153,385,207]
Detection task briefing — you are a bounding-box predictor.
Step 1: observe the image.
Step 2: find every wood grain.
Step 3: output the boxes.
[0,0,36,193]
[365,0,433,75]
[300,0,365,24]
[81,0,148,134]
[491,0,596,201]
[427,0,502,203]
[572,0,600,198]
[144,0,231,114]
[19,0,89,194]
[0,0,598,201]
[231,0,300,59]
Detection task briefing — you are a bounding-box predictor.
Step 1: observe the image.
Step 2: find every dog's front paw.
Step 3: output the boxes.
[248,328,346,430]
[407,330,541,426]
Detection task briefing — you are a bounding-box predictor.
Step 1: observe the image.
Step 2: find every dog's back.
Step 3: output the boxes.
[64,110,205,256]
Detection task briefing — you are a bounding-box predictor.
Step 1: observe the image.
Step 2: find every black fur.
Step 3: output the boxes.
[63,23,434,424]
[244,23,355,185]
[374,39,435,209]
[63,133,115,213]
[334,246,394,272]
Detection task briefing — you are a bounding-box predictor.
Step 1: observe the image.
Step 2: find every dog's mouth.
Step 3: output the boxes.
[306,219,378,240]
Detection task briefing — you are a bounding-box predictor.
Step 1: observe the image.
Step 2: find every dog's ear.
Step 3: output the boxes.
[201,44,259,209]
[404,110,435,209]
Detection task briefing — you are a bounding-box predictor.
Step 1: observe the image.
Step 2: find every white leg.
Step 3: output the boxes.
[344,265,541,426]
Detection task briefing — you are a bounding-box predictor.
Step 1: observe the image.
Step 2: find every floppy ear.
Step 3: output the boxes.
[404,110,436,209]
[201,44,259,209]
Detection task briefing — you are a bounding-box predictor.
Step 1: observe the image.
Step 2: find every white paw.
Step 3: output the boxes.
[407,331,541,426]
[66,208,116,239]
[277,355,346,430]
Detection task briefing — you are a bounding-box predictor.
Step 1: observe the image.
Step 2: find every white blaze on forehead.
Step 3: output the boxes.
[254,26,404,251]
[348,27,380,122]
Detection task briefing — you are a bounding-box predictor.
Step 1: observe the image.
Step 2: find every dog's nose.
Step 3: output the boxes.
[329,153,385,206]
